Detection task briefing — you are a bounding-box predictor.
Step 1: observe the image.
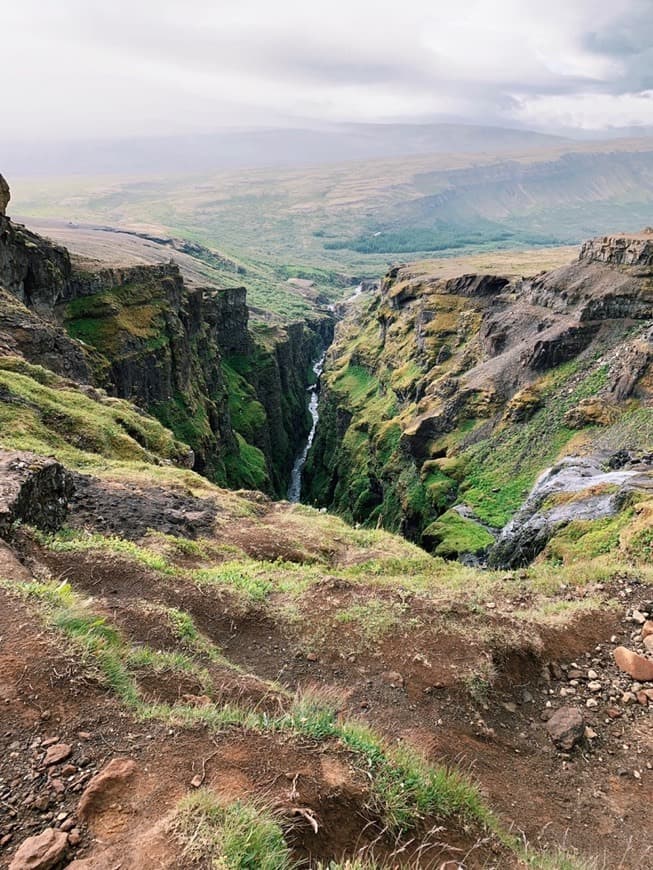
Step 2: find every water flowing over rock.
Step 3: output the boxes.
[287,352,326,502]
[489,455,653,568]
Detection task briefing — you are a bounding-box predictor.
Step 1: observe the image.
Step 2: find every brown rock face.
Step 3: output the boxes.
[8,827,68,870]
[77,757,137,821]
[545,706,585,750]
[613,646,653,681]
[579,232,653,267]
[0,174,9,216]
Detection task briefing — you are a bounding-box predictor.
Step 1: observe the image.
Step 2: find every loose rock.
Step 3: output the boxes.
[43,744,72,767]
[77,757,137,821]
[8,827,68,870]
[545,706,585,751]
[613,647,653,681]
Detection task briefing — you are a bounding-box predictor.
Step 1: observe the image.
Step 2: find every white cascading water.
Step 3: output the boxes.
[288,283,362,503]
[287,351,326,503]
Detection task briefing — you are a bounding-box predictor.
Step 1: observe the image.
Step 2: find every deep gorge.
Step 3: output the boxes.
[0,199,335,498]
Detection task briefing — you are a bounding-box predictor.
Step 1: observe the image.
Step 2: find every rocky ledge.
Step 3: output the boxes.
[579,228,653,267]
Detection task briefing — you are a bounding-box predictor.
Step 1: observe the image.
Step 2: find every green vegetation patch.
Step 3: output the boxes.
[422,510,495,558]
[64,281,167,357]
[173,790,293,870]
[0,357,188,470]
[222,362,267,442]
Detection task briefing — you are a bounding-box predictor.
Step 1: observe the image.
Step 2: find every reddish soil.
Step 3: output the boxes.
[2,486,652,868]
[0,551,498,869]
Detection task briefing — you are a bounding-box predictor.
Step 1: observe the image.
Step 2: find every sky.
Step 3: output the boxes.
[4,0,653,140]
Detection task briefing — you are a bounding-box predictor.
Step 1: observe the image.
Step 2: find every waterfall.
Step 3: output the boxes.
[287,351,326,503]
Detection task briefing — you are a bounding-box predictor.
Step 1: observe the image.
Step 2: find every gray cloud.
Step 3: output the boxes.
[3,0,653,140]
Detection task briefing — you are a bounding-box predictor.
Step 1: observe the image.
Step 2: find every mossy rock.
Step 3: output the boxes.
[421,509,494,558]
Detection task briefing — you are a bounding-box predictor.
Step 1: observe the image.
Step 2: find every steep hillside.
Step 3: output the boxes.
[306,232,653,567]
[0,177,332,495]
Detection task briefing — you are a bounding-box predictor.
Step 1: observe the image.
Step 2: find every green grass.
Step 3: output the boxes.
[173,790,293,870]
[64,281,167,357]
[224,433,269,491]
[422,510,495,558]
[275,691,492,836]
[455,362,613,527]
[9,572,497,842]
[0,357,189,471]
[334,600,412,645]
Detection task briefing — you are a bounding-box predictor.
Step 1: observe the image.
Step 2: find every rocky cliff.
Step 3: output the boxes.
[0,174,332,494]
[306,233,653,563]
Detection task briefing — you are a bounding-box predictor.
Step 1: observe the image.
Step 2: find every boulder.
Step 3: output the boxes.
[8,827,68,870]
[545,706,585,750]
[0,174,9,216]
[0,451,74,537]
[77,757,137,821]
[613,646,653,682]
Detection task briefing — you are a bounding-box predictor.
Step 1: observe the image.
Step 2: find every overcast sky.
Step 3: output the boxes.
[4,0,653,140]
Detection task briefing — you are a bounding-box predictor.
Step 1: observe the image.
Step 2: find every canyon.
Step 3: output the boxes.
[0,172,652,870]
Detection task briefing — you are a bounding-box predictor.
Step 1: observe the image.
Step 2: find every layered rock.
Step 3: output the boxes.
[579,230,653,267]
[307,239,653,556]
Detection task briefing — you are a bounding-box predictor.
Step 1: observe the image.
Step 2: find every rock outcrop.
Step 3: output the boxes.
[0,287,92,382]
[0,174,9,215]
[579,230,653,267]
[0,450,74,536]
[489,454,653,568]
[307,235,653,556]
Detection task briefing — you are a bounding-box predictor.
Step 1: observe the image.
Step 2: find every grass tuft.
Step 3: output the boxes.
[173,789,294,870]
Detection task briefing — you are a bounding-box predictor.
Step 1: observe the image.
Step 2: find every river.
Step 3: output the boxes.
[287,351,326,503]
[287,283,363,503]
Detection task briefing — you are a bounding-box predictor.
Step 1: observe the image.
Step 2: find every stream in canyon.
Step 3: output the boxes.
[287,351,326,503]
[287,282,364,503]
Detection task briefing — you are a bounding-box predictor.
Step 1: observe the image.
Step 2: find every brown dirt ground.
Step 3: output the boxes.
[0,549,502,869]
[2,485,652,868]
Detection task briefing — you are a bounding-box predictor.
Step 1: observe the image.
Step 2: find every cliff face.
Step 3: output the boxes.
[59,262,244,483]
[226,317,333,494]
[579,231,653,267]
[0,174,333,494]
[306,233,653,561]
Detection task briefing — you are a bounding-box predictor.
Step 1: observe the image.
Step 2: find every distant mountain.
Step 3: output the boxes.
[0,122,570,177]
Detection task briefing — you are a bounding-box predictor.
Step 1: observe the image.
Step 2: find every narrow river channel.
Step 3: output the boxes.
[287,282,364,503]
[287,351,326,503]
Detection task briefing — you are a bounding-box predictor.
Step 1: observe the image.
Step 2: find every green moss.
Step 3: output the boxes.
[151,393,212,453]
[64,283,167,357]
[544,511,632,563]
[422,510,494,558]
[224,433,268,491]
[222,362,267,441]
[0,359,188,469]
[459,362,612,527]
